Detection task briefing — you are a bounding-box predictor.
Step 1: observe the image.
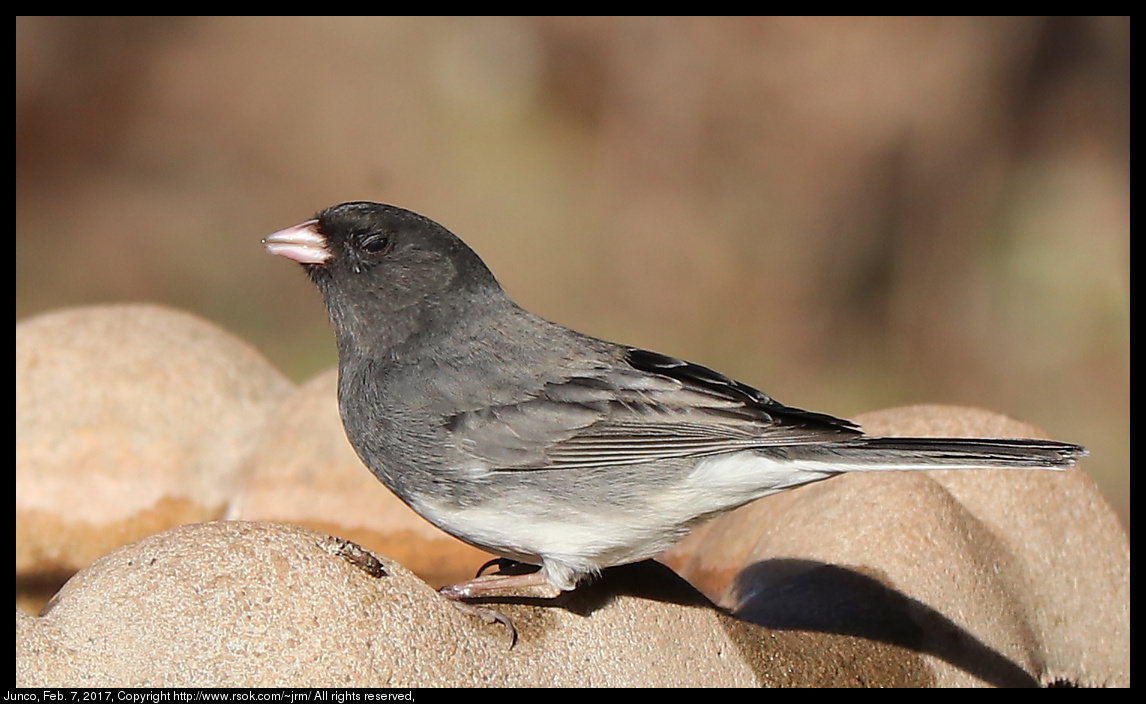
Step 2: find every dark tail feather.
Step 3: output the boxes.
[790,437,1086,470]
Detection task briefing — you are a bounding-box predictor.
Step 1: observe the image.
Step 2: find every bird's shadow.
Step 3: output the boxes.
[472,557,1042,687]
[731,558,1043,686]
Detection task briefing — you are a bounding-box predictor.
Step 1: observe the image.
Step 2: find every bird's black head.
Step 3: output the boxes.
[265,201,504,353]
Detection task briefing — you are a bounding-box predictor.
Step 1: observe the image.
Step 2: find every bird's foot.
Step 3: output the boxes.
[438,569,555,648]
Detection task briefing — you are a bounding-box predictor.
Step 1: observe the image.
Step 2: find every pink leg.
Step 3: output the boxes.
[439,570,551,600]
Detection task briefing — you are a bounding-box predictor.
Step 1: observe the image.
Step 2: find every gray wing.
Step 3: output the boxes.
[445,347,861,470]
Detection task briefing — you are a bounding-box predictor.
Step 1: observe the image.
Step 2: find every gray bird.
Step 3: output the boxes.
[264,201,1084,616]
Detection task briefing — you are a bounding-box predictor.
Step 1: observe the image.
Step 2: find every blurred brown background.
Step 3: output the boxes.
[15,17,1129,530]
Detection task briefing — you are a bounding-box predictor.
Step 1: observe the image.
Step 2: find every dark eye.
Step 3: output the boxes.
[360,233,392,254]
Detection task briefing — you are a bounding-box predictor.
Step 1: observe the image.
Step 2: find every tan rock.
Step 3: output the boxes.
[16,304,293,610]
[663,405,1129,687]
[16,522,779,687]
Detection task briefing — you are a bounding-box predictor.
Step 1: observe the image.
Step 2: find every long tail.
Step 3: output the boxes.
[784,437,1086,471]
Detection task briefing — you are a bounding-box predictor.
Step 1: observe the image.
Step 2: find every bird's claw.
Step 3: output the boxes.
[444,598,518,649]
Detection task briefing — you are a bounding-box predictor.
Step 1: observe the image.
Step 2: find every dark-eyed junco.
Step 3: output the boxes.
[264,202,1085,615]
